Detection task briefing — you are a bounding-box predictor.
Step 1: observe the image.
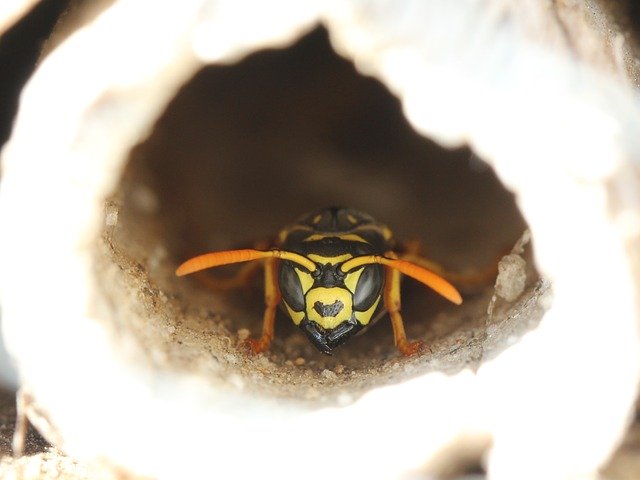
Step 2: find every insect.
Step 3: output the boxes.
[176,207,462,356]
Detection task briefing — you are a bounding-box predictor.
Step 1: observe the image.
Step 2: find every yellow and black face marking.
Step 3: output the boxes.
[176,207,463,356]
[276,209,387,353]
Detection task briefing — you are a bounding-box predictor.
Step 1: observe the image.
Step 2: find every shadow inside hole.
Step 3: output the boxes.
[114,27,528,377]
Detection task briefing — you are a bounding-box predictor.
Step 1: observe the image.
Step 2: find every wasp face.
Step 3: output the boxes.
[279,259,384,354]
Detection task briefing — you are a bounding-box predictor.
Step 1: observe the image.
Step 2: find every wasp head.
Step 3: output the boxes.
[279,257,383,354]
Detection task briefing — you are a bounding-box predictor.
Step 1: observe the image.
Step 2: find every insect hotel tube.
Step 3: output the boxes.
[0,1,639,479]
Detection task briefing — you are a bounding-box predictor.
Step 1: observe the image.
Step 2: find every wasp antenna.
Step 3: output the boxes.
[272,251,317,272]
[382,258,462,305]
[341,255,462,305]
[176,249,271,276]
[339,255,378,272]
[176,249,316,276]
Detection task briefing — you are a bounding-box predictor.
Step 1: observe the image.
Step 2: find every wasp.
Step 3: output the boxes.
[176,207,462,356]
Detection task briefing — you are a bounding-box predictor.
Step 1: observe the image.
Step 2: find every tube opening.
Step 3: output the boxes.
[98,27,543,401]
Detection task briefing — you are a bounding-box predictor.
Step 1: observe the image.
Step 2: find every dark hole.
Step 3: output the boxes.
[0,0,70,148]
[145,28,523,268]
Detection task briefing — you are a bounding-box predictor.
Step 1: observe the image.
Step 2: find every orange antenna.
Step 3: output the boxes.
[176,249,317,276]
[340,255,462,305]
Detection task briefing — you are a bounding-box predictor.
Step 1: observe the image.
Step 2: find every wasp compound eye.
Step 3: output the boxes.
[279,262,306,311]
[352,265,383,311]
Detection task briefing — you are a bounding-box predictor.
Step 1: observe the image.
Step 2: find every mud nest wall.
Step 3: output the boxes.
[1,1,640,479]
[102,27,535,398]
